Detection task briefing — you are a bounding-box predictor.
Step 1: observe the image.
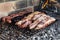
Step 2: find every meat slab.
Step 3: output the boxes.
[15,11,56,30]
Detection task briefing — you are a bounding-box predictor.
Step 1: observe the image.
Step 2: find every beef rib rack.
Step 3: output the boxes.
[15,11,56,30]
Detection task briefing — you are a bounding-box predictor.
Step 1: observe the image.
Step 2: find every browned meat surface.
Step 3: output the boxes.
[1,9,32,23]
[15,18,32,28]
[15,11,40,28]
[35,17,56,30]
[15,11,56,30]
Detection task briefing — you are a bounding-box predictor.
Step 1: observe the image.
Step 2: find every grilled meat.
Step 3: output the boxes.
[15,11,40,28]
[2,9,32,23]
[15,11,56,30]
[35,17,56,30]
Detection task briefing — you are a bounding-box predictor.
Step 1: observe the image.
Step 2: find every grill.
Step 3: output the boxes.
[0,0,60,40]
[0,10,60,40]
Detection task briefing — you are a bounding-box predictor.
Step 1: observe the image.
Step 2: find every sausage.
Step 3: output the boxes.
[1,10,32,23]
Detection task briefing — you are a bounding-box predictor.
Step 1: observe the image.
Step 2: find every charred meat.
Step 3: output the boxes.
[15,11,56,29]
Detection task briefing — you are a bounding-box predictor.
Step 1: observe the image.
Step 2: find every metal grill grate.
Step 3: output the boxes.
[0,11,60,40]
